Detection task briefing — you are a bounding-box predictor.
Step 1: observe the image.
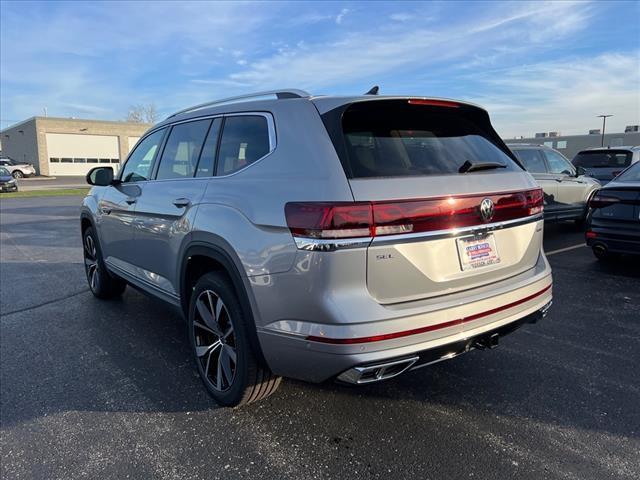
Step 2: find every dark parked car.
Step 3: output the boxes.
[572,146,640,186]
[0,166,19,192]
[586,162,640,260]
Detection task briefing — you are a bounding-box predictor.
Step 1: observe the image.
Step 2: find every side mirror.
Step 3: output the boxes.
[575,165,587,177]
[86,166,114,186]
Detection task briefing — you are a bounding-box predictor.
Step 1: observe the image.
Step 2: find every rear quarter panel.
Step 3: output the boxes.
[189,100,354,279]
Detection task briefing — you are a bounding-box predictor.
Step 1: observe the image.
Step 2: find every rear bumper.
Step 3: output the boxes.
[0,183,18,192]
[586,220,640,255]
[337,300,552,384]
[586,231,640,255]
[257,258,552,383]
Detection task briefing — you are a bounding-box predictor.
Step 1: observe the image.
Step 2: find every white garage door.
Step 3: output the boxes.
[46,133,121,176]
[128,137,140,152]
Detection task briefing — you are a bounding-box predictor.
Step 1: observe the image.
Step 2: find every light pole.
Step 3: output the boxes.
[597,114,613,147]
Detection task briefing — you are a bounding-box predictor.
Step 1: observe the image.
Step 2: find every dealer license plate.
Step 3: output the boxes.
[456,233,501,271]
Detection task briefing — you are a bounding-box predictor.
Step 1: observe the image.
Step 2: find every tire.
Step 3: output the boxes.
[592,245,610,261]
[188,272,281,407]
[12,170,24,179]
[83,227,126,299]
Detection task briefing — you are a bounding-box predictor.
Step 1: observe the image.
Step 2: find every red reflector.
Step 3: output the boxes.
[306,284,552,344]
[285,189,544,239]
[407,99,460,108]
[585,231,597,239]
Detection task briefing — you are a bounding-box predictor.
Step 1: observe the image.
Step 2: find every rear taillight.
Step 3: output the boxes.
[284,203,373,238]
[586,231,597,239]
[285,189,543,239]
[589,194,619,209]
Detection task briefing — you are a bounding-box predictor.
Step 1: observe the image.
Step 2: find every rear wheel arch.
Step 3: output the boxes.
[179,241,267,364]
[80,214,93,234]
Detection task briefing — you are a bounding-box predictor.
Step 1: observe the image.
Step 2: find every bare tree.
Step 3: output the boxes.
[126,103,158,123]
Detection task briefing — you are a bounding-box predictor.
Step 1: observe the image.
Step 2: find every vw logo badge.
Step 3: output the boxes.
[480,198,495,222]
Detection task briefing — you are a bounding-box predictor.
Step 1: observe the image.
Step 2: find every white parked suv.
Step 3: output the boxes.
[0,157,36,178]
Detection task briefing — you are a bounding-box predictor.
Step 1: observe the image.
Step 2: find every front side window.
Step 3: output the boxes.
[217,116,271,176]
[120,129,165,182]
[544,150,574,175]
[156,120,211,180]
[513,149,547,173]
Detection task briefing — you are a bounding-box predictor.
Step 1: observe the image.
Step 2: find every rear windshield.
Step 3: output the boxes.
[322,100,519,178]
[572,150,632,168]
[614,162,640,182]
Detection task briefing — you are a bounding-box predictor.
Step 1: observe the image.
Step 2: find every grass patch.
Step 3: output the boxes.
[0,188,89,198]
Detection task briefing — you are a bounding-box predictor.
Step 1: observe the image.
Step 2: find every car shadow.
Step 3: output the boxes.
[2,282,638,444]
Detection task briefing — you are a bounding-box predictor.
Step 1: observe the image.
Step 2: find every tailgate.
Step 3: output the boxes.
[323,98,543,305]
[355,175,543,304]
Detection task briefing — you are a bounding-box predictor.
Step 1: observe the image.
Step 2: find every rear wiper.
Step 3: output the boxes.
[459,160,507,173]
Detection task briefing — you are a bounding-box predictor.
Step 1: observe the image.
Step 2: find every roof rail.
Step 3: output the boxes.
[166,89,311,119]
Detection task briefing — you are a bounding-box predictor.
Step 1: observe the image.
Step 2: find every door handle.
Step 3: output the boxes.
[554,178,563,182]
[125,197,137,205]
[173,198,191,208]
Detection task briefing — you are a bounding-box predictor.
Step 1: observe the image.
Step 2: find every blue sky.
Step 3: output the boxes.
[1,0,638,137]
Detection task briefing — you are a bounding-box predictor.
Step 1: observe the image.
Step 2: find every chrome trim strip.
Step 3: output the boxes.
[293,213,543,251]
[104,259,180,304]
[371,213,543,246]
[294,236,372,251]
[123,112,278,181]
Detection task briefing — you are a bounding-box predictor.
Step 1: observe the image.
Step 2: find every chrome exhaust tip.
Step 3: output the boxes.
[473,332,499,350]
[337,356,420,384]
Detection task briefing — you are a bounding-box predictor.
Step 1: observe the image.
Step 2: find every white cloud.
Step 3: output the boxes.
[470,52,640,137]
[335,8,350,25]
[390,13,413,22]
[228,1,595,91]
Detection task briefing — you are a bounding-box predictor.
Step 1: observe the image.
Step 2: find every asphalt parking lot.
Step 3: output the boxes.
[1,195,639,480]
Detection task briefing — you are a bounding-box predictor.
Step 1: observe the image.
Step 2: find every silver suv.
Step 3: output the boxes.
[508,144,600,223]
[81,90,553,406]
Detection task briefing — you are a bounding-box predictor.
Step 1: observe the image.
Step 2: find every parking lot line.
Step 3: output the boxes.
[545,244,586,256]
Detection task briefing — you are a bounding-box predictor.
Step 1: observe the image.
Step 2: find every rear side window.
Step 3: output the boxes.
[573,150,632,168]
[325,100,519,178]
[156,119,210,180]
[513,149,547,173]
[216,116,271,176]
[195,118,222,177]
